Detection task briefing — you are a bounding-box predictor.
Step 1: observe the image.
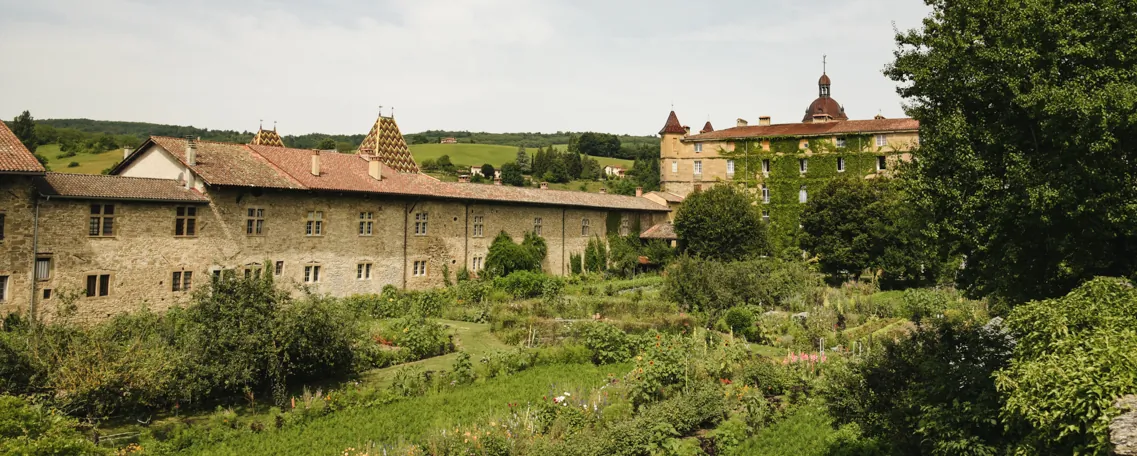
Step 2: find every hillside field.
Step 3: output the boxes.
[409,143,633,169]
[40,144,124,174]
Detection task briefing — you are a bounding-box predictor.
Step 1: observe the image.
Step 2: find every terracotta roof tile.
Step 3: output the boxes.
[250,128,286,147]
[146,136,303,189]
[640,221,677,240]
[803,96,848,122]
[0,120,45,174]
[686,118,919,141]
[700,121,714,134]
[356,116,420,173]
[659,111,686,135]
[35,173,209,202]
[647,191,684,203]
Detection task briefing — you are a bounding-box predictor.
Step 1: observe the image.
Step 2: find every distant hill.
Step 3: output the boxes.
[409,143,632,169]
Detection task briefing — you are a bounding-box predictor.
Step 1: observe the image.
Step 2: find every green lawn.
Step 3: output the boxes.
[186,363,629,455]
[361,319,510,389]
[410,143,633,169]
[40,144,123,174]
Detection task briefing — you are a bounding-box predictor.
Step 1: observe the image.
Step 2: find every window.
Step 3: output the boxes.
[799,158,808,173]
[306,211,324,236]
[619,216,630,236]
[357,263,372,280]
[877,155,887,171]
[85,274,111,297]
[472,256,483,271]
[694,143,703,153]
[175,206,197,237]
[274,261,284,276]
[671,161,678,173]
[35,256,51,281]
[244,266,262,279]
[762,184,770,204]
[799,185,808,204]
[762,159,770,175]
[414,212,428,236]
[876,134,887,147]
[413,260,428,277]
[359,212,373,236]
[473,215,484,237]
[89,204,115,237]
[836,137,847,148]
[0,212,5,241]
[726,160,735,175]
[693,160,702,175]
[246,208,265,235]
[0,276,7,301]
[304,265,321,283]
[172,270,193,292]
[533,217,543,235]
[581,218,590,237]
[837,157,845,172]
[762,209,769,222]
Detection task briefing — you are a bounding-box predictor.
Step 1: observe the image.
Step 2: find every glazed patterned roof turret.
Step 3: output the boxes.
[356,115,420,173]
[250,127,285,147]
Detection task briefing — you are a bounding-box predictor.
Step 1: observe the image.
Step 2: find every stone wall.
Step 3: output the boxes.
[0,176,38,317]
[1115,395,1137,456]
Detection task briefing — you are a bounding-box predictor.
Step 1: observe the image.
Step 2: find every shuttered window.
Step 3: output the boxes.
[35,257,51,281]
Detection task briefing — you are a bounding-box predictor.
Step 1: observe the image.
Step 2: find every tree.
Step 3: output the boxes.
[410,134,429,145]
[531,147,548,177]
[10,111,38,154]
[516,146,531,173]
[315,138,336,150]
[801,177,887,282]
[564,152,582,179]
[436,154,453,170]
[674,185,768,261]
[887,0,1137,302]
[545,155,571,183]
[484,231,546,277]
[480,163,496,180]
[500,162,525,186]
[577,132,621,158]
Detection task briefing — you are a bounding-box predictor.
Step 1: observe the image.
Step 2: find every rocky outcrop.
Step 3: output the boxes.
[1114,395,1137,455]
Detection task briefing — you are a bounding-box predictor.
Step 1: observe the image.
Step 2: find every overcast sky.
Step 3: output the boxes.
[0,0,931,136]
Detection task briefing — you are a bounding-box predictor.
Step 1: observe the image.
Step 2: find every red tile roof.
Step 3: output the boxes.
[803,96,848,122]
[700,121,714,134]
[685,118,919,141]
[35,173,209,202]
[640,221,677,240]
[142,136,303,189]
[0,120,45,174]
[647,191,684,203]
[659,111,686,135]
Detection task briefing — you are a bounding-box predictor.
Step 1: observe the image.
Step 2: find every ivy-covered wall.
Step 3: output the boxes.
[723,136,891,253]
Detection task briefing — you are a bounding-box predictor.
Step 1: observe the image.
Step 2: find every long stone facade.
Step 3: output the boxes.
[0,118,669,322]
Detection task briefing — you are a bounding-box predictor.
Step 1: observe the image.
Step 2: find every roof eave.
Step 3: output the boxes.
[684,128,920,142]
[38,194,209,204]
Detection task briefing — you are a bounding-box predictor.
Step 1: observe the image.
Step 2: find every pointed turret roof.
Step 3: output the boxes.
[356,115,420,173]
[659,111,687,135]
[700,121,714,134]
[250,126,285,147]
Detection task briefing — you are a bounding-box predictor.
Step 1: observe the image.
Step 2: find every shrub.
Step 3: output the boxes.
[0,395,108,455]
[67,161,79,167]
[723,306,756,336]
[580,322,631,364]
[275,295,361,382]
[383,315,451,360]
[484,231,548,277]
[674,184,769,261]
[663,256,822,322]
[493,270,563,299]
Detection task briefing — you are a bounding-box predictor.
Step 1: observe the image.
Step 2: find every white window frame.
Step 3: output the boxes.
[762,184,770,204]
[799,158,808,173]
[357,263,372,280]
[671,161,678,173]
[414,212,429,236]
[876,134,887,147]
[304,264,321,283]
[359,212,374,236]
[726,159,735,175]
[246,208,265,236]
[473,215,484,238]
[693,160,702,176]
[413,260,428,277]
[836,137,846,148]
[837,157,845,172]
[694,143,703,153]
[306,211,324,236]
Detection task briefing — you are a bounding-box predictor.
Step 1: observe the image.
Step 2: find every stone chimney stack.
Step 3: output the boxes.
[736,118,748,127]
[759,116,771,126]
[185,136,197,166]
[540,182,548,190]
[310,150,320,176]
[458,175,471,183]
[683,126,691,136]
[635,187,643,197]
[368,158,382,181]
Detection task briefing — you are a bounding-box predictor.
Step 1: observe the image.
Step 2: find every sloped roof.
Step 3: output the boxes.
[685,118,919,142]
[250,128,285,147]
[803,96,848,122]
[659,111,686,135]
[0,120,45,174]
[700,121,714,134]
[142,136,303,189]
[647,191,684,203]
[356,116,419,173]
[640,221,677,240]
[35,173,208,202]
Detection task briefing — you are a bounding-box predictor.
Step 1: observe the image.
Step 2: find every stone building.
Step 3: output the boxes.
[0,117,669,322]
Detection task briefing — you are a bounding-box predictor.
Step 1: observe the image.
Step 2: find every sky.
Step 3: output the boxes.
[0,0,932,136]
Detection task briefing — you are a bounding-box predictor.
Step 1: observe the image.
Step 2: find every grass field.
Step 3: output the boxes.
[409,143,633,169]
[39,144,123,174]
[360,319,509,388]
[186,362,630,455]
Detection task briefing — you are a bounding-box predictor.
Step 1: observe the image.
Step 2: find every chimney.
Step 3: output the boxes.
[123,146,132,160]
[458,174,471,183]
[540,182,548,190]
[635,187,643,197]
[759,116,771,126]
[736,118,748,127]
[683,125,691,136]
[185,136,197,166]
[599,188,607,194]
[494,177,502,186]
[310,150,320,176]
[368,158,382,181]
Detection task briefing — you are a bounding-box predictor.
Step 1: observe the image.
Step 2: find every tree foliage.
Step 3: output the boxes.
[11,111,38,154]
[483,231,547,277]
[888,0,1137,302]
[479,163,495,180]
[674,184,768,261]
[499,161,524,186]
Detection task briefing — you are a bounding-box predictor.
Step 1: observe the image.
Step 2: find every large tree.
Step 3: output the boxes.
[499,162,524,186]
[674,185,768,261]
[10,111,38,154]
[889,0,1137,302]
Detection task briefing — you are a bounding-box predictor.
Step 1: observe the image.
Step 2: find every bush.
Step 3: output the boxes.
[484,231,547,277]
[580,322,631,364]
[723,306,756,337]
[674,184,769,261]
[383,315,451,360]
[0,395,108,455]
[663,256,823,322]
[493,270,563,299]
[66,161,79,167]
